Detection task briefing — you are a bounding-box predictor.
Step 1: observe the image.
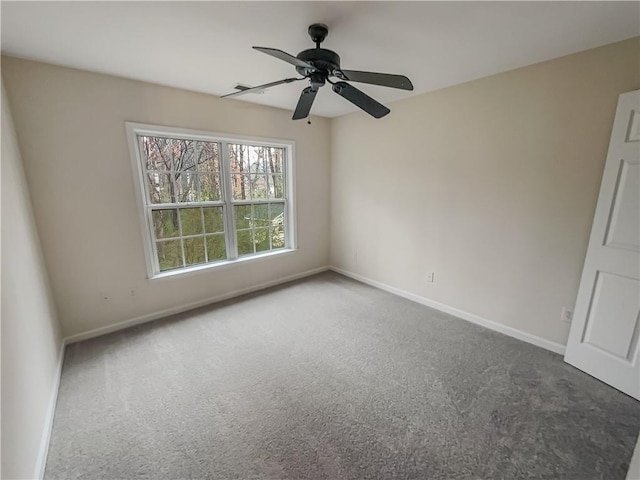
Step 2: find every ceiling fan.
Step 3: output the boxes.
[222,23,414,120]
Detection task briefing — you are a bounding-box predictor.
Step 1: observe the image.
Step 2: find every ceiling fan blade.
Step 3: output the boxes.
[332,81,390,119]
[253,47,314,70]
[292,87,318,120]
[336,70,414,91]
[221,78,302,98]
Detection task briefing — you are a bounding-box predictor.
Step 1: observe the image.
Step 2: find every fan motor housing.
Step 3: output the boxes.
[296,48,341,76]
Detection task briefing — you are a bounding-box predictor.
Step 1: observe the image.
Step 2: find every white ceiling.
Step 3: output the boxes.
[1,2,638,118]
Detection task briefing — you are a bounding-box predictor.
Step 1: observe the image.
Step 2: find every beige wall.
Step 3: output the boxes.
[1,57,331,338]
[1,80,62,479]
[330,37,640,346]
[3,37,638,347]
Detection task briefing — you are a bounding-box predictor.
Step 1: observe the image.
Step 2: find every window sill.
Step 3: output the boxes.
[150,248,297,280]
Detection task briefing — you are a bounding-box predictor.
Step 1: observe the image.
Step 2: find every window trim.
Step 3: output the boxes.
[125,122,297,279]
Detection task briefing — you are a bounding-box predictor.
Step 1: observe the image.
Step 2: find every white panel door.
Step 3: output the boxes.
[565,90,640,400]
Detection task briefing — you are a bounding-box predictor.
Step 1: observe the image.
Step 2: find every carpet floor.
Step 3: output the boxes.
[45,272,639,479]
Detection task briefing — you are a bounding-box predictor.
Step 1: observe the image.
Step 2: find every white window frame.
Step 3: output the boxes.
[126,122,297,279]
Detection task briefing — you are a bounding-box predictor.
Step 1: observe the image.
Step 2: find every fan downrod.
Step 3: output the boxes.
[308,23,328,47]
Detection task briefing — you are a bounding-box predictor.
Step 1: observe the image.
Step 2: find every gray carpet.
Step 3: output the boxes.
[45,272,639,480]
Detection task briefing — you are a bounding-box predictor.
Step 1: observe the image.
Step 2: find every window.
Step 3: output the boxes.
[126,123,295,278]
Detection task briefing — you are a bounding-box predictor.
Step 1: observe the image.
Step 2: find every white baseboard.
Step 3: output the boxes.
[33,340,66,480]
[64,266,330,345]
[330,266,566,356]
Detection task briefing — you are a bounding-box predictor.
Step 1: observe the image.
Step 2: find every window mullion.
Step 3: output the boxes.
[147,205,161,275]
[138,136,161,275]
[146,200,224,209]
[169,146,184,267]
[220,141,237,260]
[176,206,186,267]
[169,139,187,268]
[268,203,273,251]
[283,147,291,249]
[201,207,208,263]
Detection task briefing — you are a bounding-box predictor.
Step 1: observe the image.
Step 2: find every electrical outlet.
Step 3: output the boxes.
[427,271,435,283]
[561,307,573,323]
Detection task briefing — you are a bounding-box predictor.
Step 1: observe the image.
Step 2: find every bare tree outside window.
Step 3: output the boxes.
[228,143,286,258]
[133,130,291,274]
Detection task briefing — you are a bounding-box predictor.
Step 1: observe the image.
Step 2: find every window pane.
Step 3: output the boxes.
[270,175,284,198]
[250,174,268,199]
[195,142,220,173]
[255,228,270,252]
[141,136,172,171]
[234,205,252,229]
[270,174,284,199]
[237,229,254,256]
[270,226,285,249]
[183,237,206,266]
[269,202,285,222]
[270,203,285,248]
[271,225,285,249]
[267,148,285,175]
[229,144,247,172]
[253,204,269,227]
[157,240,182,271]
[203,207,224,233]
[147,172,173,204]
[232,174,250,200]
[152,209,179,239]
[248,146,266,173]
[180,208,203,236]
[141,136,221,174]
[174,139,197,172]
[175,172,198,203]
[198,174,221,201]
[206,234,226,261]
